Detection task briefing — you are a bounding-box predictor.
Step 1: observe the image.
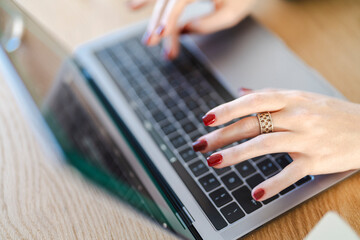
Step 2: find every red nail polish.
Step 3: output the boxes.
[156,25,165,36]
[253,188,265,201]
[239,87,252,92]
[202,113,216,126]
[207,154,223,167]
[180,23,192,34]
[180,27,191,34]
[192,139,208,152]
[141,32,151,45]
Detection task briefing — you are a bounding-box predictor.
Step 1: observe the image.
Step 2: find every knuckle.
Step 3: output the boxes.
[255,135,272,150]
[289,90,310,102]
[247,93,264,106]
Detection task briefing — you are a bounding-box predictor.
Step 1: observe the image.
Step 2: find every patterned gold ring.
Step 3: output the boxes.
[256,112,274,134]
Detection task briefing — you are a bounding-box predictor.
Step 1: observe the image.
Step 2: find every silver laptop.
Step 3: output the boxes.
[0,1,356,239]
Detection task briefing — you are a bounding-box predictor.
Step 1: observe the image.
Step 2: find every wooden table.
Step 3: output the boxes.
[1,0,359,239]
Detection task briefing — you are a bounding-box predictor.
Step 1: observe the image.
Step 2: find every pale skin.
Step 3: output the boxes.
[128,0,360,201]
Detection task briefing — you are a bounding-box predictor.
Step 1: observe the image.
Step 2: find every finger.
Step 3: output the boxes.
[238,87,253,97]
[251,159,307,201]
[193,112,289,153]
[237,88,280,97]
[202,92,287,127]
[127,0,154,10]
[142,0,169,46]
[162,30,180,60]
[180,0,255,35]
[180,8,240,35]
[206,132,297,168]
[156,0,191,38]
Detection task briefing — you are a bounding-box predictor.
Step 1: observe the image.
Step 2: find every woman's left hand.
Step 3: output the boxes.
[192,89,360,201]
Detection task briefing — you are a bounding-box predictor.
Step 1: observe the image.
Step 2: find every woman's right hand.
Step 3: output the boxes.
[128,0,257,59]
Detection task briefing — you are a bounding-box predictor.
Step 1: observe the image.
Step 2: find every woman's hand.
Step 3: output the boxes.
[192,89,360,201]
[127,0,257,59]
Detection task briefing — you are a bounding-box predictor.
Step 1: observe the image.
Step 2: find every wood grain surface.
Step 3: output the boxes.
[0,0,359,239]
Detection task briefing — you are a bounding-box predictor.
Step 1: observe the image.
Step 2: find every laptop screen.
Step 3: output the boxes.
[0,1,185,238]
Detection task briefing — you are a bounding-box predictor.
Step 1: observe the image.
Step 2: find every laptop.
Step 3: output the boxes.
[0,1,357,239]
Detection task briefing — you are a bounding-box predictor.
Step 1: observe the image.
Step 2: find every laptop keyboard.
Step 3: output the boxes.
[94,36,313,230]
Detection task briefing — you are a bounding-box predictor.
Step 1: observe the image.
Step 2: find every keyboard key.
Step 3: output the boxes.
[232,186,262,214]
[177,88,192,99]
[172,108,186,121]
[164,97,177,109]
[181,121,197,134]
[280,185,296,195]
[275,154,292,169]
[295,175,312,186]
[213,167,231,176]
[160,120,176,135]
[179,148,197,162]
[251,155,267,163]
[220,202,245,223]
[143,99,157,111]
[190,131,203,142]
[152,110,167,122]
[209,188,232,207]
[204,97,218,109]
[257,159,279,177]
[196,84,211,97]
[262,194,279,205]
[135,88,148,99]
[185,98,199,110]
[170,134,186,148]
[199,173,220,192]
[235,161,256,178]
[154,85,166,96]
[221,172,243,190]
[246,174,265,189]
[189,160,209,177]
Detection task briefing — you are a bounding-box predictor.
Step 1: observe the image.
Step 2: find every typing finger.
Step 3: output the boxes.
[202,91,287,127]
[206,132,297,168]
[142,0,169,46]
[193,111,289,153]
[156,0,193,38]
[251,158,307,201]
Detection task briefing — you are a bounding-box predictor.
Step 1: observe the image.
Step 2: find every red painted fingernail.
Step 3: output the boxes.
[162,48,171,60]
[181,27,191,34]
[156,25,165,36]
[192,139,208,152]
[141,31,151,45]
[253,188,265,201]
[207,154,223,167]
[202,113,216,126]
[238,87,252,95]
[180,23,192,34]
[239,87,252,92]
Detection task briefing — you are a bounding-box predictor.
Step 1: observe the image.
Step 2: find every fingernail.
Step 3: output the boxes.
[180,27,191,34]
[180,23,192,35]
[162,48,175,61]
[142,31,151,45]
[207,154,223,167]
[238,87,252,96]
[202,113,216,126]
[239,87,252,92]
[156,25,165,36]
[192,139,208,152]
[253,188,265,201]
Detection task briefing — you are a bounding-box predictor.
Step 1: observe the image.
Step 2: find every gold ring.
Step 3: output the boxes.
[257,112,273,134]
